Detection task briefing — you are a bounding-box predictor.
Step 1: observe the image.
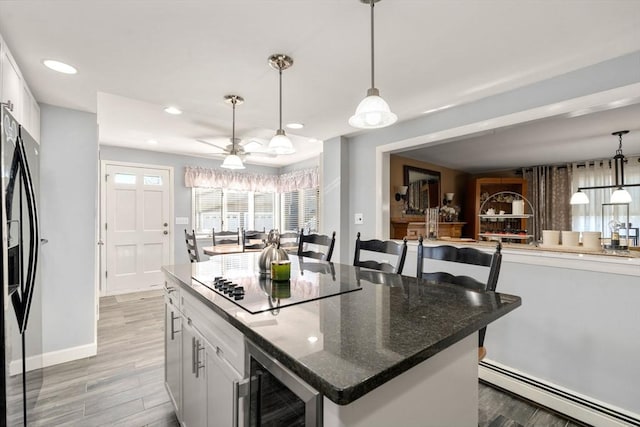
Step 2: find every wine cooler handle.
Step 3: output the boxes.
[233,378,250,427]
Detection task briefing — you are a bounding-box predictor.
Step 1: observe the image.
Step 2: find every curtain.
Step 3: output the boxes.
[572,156,640,233]
[184,166,318,193]
[523,165,572,240]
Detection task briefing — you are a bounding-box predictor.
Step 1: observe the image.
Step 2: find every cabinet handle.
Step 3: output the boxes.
[170,311,180,340]
[192,336,197,374]
[233,378,250,427]
[195,339,205,378]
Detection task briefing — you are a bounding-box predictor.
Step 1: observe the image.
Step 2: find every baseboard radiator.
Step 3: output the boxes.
[479,360,640,427]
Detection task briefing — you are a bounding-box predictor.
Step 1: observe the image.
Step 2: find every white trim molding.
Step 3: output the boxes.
[9,342,97,376]
[480,359,640,427]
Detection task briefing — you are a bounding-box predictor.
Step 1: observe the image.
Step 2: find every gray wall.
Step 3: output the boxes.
[99,146,280,265]
[343,51,640,263]
[322,136,350,263]
[278,156,319,174]
[40,104,98,353]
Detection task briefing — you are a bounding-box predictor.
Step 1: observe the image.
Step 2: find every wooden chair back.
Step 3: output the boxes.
[242,228,268,251]
[278,231,299,251]
[416,238,502,359]
[297,230,336,261]
[184,229,200,263]
[353,232,407,274]
[212,228,239,246]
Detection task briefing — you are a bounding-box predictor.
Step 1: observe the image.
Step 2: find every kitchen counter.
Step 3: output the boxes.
[163,253,520,406]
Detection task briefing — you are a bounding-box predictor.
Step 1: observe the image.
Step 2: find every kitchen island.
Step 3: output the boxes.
[163,253,521,426]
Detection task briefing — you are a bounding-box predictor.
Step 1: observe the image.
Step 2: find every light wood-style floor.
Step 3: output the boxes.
[9,291,584,426]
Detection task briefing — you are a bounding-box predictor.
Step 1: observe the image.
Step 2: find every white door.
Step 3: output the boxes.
[105,164,171,294]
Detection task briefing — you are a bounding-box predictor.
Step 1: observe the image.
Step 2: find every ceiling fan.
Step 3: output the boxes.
[196,95,277,159]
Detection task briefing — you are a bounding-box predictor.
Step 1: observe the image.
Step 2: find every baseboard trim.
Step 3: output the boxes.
[10,342,97,375]
[479,359,640,427]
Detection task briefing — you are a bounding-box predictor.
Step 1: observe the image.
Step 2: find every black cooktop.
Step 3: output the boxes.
[192,260,362,314]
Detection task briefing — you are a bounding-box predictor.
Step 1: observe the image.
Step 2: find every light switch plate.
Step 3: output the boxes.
[354,213,364,224]
[175,217,189,225]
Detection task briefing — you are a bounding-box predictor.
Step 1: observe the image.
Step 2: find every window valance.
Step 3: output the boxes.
[184,166,319,193]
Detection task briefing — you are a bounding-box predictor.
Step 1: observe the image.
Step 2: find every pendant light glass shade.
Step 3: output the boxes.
[350,0,397,129]
[221,153,245,170]
[610,187,632,204]
[269,129,295,155]
[569,190,589,205]
[349,88,397,129]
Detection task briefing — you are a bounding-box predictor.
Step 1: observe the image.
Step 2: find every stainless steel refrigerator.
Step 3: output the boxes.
[1,105,42,426]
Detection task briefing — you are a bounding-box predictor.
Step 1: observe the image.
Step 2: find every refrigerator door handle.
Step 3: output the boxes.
[9,130,40,333]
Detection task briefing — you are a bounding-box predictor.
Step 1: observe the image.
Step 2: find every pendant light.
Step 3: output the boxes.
[220,94,245,170]
[268,54,295,155]
[349,0,397,129]
[570,130,639,204]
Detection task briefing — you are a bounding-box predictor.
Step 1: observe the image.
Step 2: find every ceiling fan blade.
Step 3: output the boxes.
[196,138,231,152]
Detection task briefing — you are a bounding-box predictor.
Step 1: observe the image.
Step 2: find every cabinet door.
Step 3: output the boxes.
[1,49,22,121]
[206,344,243,427]
[182,320,207,427]
[164,298,182,418]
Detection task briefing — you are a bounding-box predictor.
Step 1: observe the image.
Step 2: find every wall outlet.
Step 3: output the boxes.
[354,213,364,224]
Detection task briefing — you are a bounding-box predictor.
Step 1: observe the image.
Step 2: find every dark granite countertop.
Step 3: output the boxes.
[163,253,521,405]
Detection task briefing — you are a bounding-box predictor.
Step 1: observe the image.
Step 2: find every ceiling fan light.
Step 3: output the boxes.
[221,154,245,170]
[610,187,632,204]
[268,130,295,155]
[349,89,397,129]
[569,190,589,205]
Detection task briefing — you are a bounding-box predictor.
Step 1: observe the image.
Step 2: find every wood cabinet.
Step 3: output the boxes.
[466,177,528,241]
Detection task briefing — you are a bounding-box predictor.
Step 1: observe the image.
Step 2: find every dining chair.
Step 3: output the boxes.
[416,237,502,360]
[278,230,299,252]
[297,230,336,261]
[353,232,407,274]
[212,227,240,246]
[184,229,200,263]
[242,228,268,252]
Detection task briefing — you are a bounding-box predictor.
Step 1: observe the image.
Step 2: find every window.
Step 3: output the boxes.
[281,188,319,233]
[193,186,318,236]
[193,188,222,234]
[254,192,275,231]
[225,191,248,231]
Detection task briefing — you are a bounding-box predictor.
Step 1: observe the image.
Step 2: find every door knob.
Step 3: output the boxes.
[163,230,169,235]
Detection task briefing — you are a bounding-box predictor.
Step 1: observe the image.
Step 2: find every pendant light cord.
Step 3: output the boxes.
[370,0,375,89]
[279,66,283,131]
[231,97,236,153]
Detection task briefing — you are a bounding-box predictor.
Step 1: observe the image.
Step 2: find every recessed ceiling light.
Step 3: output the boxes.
[307,336,318,343]
[286,122,304,130]
[308,138,322,144]
[42,59,77,74]
[163,106,182,115]
[147,139,158,145]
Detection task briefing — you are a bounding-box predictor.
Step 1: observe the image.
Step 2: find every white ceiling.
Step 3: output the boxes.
[397,101,640,173]
[0,1,639,168]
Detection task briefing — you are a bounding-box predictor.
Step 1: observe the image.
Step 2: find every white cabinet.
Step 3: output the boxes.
[181,320,207,427]
[1,47,22,121]
[205,338,243,426]
[0,35,40,142]
[164,291,182,419]
[165,279,247,426]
